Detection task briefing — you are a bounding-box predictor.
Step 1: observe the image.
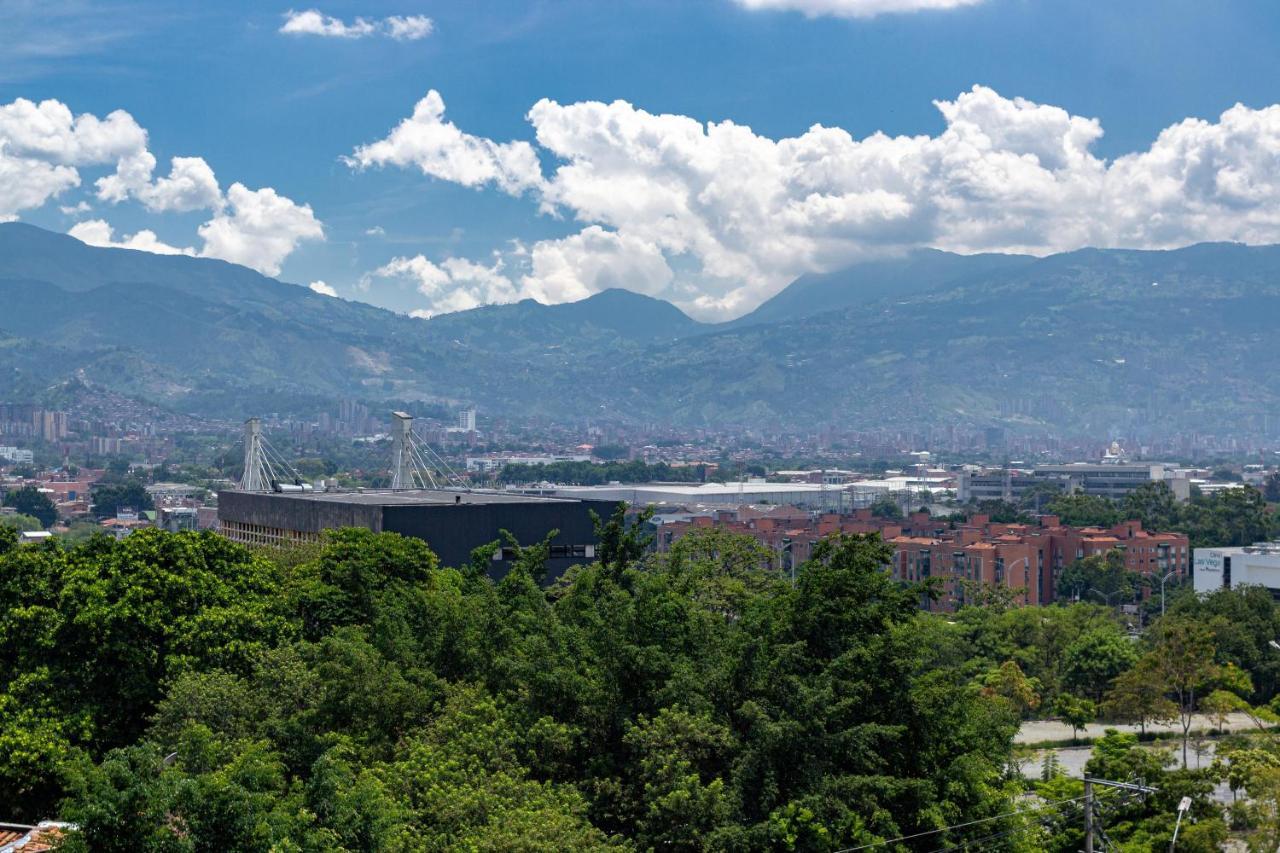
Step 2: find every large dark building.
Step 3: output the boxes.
[218,488,621,582]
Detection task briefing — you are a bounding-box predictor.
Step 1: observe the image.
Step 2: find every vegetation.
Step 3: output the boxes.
[0,518,1034,849]
[496,459,704,485]
[3,485,57,528]
[4,494,1280,847]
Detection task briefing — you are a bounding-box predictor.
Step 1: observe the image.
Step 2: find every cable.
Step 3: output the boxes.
[836,795,1088,851]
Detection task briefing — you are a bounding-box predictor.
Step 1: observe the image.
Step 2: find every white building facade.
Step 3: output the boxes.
[1194,544,1280,597]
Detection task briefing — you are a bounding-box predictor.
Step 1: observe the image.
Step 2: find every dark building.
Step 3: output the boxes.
[218,488,621,582]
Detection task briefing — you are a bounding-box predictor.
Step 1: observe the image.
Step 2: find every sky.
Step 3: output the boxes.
[4,0,1280,320]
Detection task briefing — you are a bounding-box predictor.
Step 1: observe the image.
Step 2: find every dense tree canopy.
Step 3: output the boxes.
[0,523,1033,849]
[3,485,56,528]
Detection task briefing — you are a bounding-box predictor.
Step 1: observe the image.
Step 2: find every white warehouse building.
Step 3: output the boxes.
[1194,544,1280,598]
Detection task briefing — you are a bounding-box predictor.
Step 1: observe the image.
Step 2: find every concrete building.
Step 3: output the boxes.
[218,488,619,583]
[958,463,1191,503]
[543,481,849,512]
[465,453,591,473]
[0,447,33,465]
[1194,543,1280,598]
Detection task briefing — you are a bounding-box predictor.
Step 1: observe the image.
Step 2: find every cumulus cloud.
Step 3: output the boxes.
[309,280,338,296]
[198,183,324,276]
[732,0,984,18]
[68,219,196,256]
[366,253,521,317]
[0,95,323,275]
[523,226,674,304]
[280,9,433,40]
[353,85,1280,318]
[346,90,544,195]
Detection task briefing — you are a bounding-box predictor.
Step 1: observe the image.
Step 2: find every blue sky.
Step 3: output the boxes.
[5,0,1280,319]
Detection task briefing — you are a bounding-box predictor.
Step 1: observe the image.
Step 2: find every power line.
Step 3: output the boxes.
[835,795,1088,852]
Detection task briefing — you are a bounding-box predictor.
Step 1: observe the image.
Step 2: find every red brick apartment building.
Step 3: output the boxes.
[654,509,1189,611]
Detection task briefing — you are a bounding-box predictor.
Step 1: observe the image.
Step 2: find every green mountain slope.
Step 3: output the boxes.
[2,223,1279,435]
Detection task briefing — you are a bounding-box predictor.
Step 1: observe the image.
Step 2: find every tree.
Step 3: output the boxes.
[0,513,42,532]
[1044,492,1120,528]
[1053,694,1096,741]
[1120,481,1181,530]
[1147,616,1221,767]
[979,660,1041,717]
[1102,659,1177,735]
[868,494,902,520]
[1056,548,1138,604]
[1062,627,1140,702]
[90,479,154,519]
[3,485,56,528]
[1266,472,1280,503]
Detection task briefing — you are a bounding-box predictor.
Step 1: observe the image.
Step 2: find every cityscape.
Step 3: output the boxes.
[6,0,1280,850]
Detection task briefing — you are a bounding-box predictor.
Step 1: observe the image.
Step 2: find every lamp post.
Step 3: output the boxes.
[1090,587,1123,608]
[1159,570,1178,617]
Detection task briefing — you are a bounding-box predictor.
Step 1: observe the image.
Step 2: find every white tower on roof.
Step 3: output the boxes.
[391,412,416,489]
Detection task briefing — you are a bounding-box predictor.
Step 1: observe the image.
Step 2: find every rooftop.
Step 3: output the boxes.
[225,488,585,506]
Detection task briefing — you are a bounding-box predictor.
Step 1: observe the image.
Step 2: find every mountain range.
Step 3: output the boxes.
[2,222,1279,436]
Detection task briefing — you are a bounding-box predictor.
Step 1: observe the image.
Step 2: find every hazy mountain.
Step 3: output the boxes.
[731,249,1037,327]
[3,222,1280,436]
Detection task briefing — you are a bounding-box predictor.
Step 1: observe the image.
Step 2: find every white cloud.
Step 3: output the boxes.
[385,15,434,40]
[280,9,376,38]
[60,201,92,215]
[354,85,1280,319]
[68,219,195,256]
[365,225,386,236]
[309,280,338,297]
[280,9,433,40]
[98,153,224,212]
[0,96,323,275]
[732,0,984,18]
[346,90,544,195]
[198,183,324,276]
[367,253,521,316]
[523,226,673,305]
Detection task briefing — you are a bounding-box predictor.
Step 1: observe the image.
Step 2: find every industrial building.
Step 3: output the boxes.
[218,488,619,581]
[1194,544,1280,598]
[220,413,618,582]
[535,481,850,512]
[958,463,1191,503]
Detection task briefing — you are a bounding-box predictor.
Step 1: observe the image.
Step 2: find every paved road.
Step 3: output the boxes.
[1017,712,1262,744]
[1019,742,1235,804]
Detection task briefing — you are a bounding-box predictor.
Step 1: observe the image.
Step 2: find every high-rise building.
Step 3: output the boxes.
[458,407,477,432]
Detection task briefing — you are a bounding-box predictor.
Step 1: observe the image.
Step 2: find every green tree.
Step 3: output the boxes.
[1044,492,1120,528]
[1053,694,1096,741]
[0,512,42,532]
[4,485,56,528]
[868,494,902,520]
[1147,616,1222,767]
[1056,548,1139,605]
[1102,658,1177,735]
[1120,480,1181,530]
[1061,626,1140,702]
[89,479,154,519]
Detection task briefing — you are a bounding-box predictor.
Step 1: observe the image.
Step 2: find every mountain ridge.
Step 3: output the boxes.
[3,223,1280,435]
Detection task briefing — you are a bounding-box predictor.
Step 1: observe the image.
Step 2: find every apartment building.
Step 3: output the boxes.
[654,508,1189,612]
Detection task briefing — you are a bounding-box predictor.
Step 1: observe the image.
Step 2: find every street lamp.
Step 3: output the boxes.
[1090,587,1124,608]
[1159,570,1178,617]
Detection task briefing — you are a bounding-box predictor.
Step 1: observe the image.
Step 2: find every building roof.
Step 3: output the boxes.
[225,488,588,507]
[0,822,75,852]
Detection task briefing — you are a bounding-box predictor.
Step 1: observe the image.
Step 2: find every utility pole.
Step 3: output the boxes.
[1083,777,1158,853]
[1083,779,1094,853]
